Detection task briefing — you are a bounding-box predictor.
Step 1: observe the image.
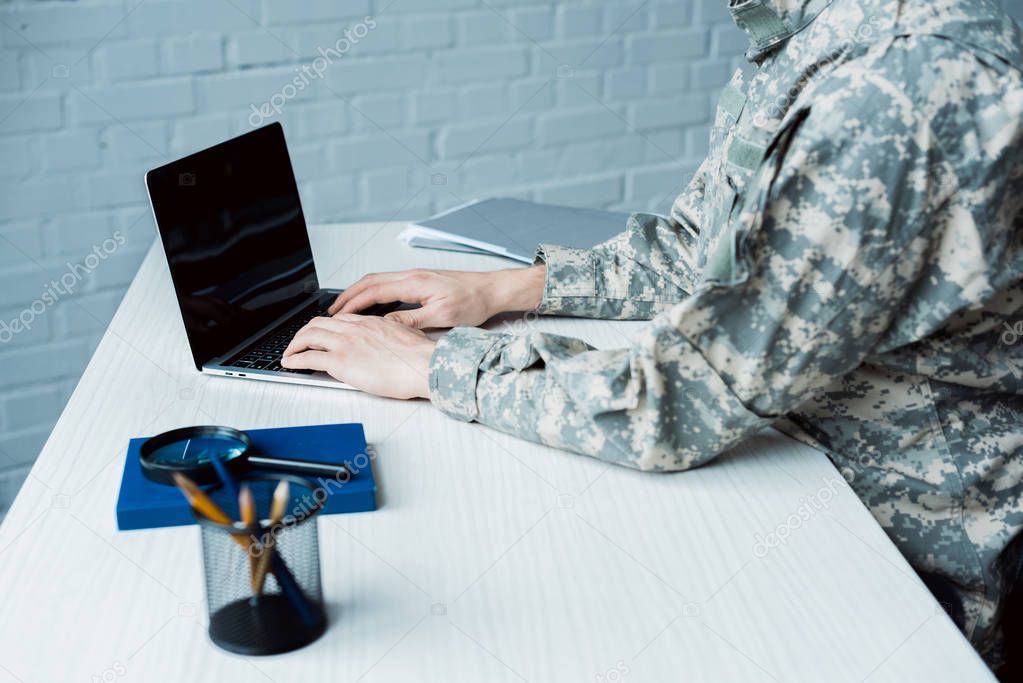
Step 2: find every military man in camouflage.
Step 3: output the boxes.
[282,0,1022,671]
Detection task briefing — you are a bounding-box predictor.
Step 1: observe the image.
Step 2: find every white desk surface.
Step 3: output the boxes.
[0,222,993,683]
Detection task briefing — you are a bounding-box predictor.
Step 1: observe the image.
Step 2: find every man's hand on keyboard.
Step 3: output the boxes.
[281,314,435,399]
[328,266,545,329]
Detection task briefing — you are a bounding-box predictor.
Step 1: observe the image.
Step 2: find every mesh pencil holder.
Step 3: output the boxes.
[195,473,327,655]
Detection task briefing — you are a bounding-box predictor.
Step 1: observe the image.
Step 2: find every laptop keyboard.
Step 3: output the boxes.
[226,298,403,374]
[228,300,330,373]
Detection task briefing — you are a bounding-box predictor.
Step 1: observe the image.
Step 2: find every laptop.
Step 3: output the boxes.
[145,123,403,390]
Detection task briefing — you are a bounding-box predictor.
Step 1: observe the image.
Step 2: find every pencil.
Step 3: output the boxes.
[173,472,232,524]
[172,472,250,551]
[253,479,289,594]
[238,485,258,590]
[270,479,289,522]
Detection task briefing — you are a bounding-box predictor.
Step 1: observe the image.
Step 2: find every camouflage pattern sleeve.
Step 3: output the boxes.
[433,1,1023,667]
[533,170,707,320]
[429,53,952,471]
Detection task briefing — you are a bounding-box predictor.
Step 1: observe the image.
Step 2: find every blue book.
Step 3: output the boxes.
[116,422,377,531]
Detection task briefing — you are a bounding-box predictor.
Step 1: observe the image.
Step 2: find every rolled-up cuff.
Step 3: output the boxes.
[428,327,508,422]
[533,243,597,315]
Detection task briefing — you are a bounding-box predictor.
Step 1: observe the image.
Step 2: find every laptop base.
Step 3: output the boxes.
[202,364,355,390]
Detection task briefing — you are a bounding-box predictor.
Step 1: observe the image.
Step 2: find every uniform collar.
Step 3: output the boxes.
[728,0,835,60]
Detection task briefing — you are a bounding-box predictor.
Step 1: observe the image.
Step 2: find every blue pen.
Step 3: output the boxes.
[270,552,320,627]
[208,450,239,504]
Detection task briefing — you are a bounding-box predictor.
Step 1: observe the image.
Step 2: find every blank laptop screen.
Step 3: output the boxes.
[146,123,318,370]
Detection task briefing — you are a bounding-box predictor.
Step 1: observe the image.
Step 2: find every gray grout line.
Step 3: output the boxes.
[0,77,50,129]
[581,1,651,67]
[0,14,54,58]
[570,78,695,168]
[72,0,149,69]
[70,83,168,159]
[452,76,555,174]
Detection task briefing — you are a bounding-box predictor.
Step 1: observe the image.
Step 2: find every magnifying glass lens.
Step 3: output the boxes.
[140,425,349,486]
[140,426,253,484]
[147,434,247,468]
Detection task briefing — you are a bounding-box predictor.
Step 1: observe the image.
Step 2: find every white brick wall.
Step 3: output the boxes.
[1,0,1019,517]
[0,0,745,516]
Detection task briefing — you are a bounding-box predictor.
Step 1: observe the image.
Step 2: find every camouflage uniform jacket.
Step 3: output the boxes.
[428,0,1023,664]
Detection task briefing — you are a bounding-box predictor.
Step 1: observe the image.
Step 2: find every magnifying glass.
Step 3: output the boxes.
[139,425,350,485]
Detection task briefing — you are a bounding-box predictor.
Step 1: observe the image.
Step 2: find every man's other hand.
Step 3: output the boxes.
[327,266,546,329]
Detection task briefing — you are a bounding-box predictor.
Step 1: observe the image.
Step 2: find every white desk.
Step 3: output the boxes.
[0,222,993,682]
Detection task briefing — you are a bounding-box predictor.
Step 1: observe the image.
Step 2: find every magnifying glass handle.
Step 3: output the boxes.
[247,455,351,480]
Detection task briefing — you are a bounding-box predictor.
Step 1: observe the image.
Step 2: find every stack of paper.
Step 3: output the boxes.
[399,198,630,263]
